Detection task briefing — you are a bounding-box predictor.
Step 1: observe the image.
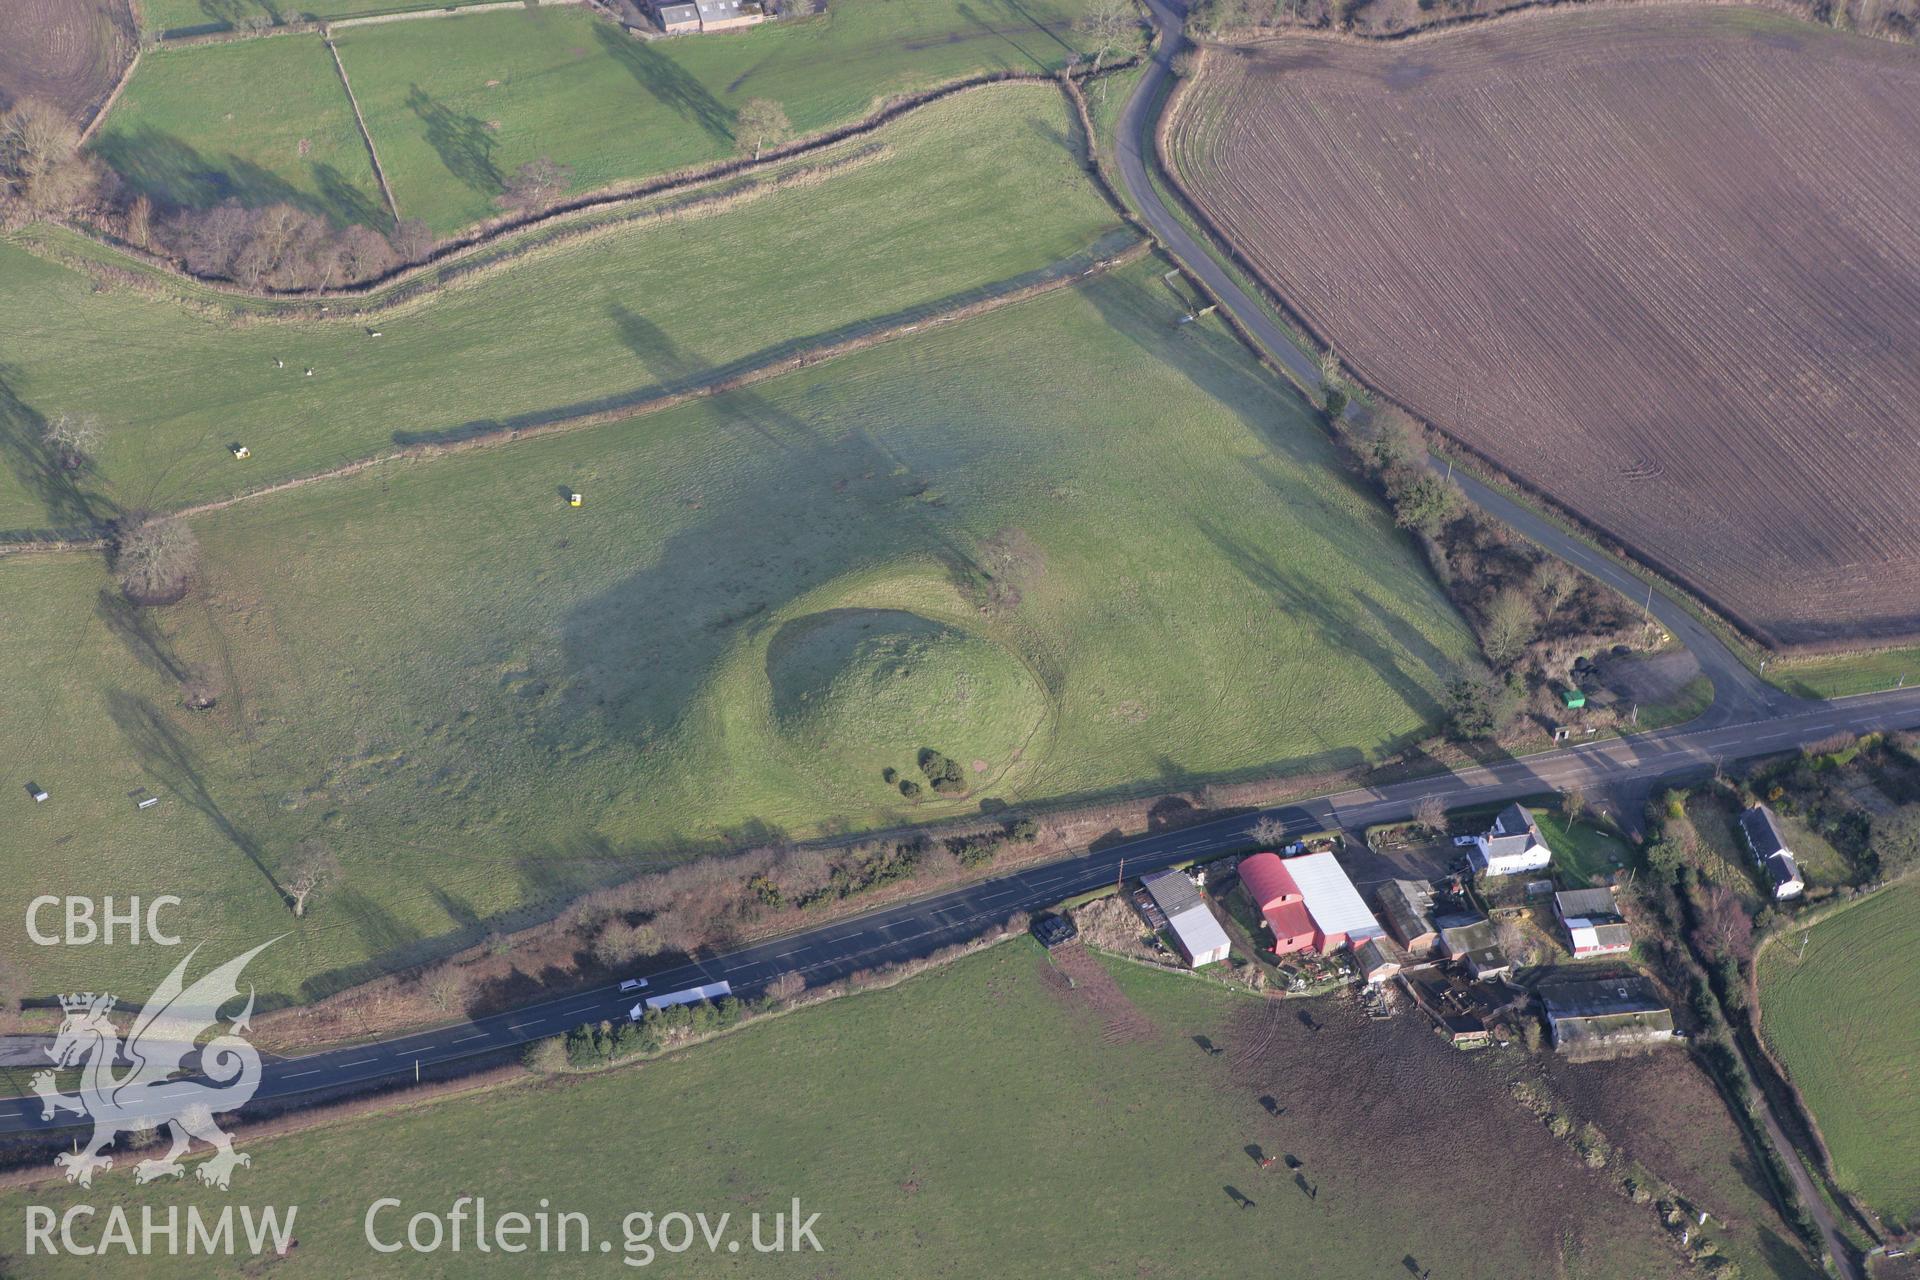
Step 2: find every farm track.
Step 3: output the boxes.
[1161,9,1920,649]
[0,235,1150,554]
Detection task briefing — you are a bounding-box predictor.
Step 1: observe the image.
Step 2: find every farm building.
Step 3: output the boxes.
[1553,888,1632,959]
[1352,935,1405,985]
[693,0,765,29]
[1739,804,1806,900]
[1374,878,1439,956]
[1539,976,1675,1057]
[1238,852,1315,954]
[1139,869,1231,967]
[1471,804,1552,877]
[651,0,701,30]
[1237,851,1383,954]
[1436,913,1511,980]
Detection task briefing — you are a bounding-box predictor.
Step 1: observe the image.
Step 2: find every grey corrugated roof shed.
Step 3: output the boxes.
[1375,879,1435,944]
[1142,868,1204,915]
[1540,975,1665,1019]
[1554,888,1619,921]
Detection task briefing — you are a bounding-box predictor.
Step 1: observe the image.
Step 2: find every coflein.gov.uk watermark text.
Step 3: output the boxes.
[366,1196,823,1267]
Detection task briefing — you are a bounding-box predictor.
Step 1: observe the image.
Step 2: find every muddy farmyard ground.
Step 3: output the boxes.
[1221,994,1689,1275]
[1168,6,1920,648]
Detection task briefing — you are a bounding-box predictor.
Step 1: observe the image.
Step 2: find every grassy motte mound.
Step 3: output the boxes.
[770,610,1045,794]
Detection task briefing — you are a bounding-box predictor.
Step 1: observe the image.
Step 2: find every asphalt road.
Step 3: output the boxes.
[5,683,1919,1138]
[4,45,1917,1274]
[1111,14,1868,1271]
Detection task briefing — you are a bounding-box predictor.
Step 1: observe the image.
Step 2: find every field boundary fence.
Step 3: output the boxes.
[0,233,1148,551]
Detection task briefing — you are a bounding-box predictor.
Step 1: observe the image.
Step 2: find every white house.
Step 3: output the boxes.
[1739,804,1806,900]
[1471,803,1551,877]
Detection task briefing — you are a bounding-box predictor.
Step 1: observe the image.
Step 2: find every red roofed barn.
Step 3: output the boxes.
[1238,852,1315,954]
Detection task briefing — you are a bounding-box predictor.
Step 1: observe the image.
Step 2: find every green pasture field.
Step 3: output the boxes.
[87,35,387,229]
[1535,810,1628,888]
[1768,645,1920,700]
[142,0,511,37]
[0,254,1474,999]
[1757,881,1920,1228]
[333,0,1112,231]
[0,943,1678,1277]
[0,84,1123,534]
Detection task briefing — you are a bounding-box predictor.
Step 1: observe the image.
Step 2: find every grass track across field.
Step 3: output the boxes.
[141,0,514,37]
[1757,881,1920,1229]
[0,254,1474,999]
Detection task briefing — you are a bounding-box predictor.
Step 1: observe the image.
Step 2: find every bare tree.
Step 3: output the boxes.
[498,157,573,214]
[388,216,434,264]
[422,963,468,1015]
[283,838,342,917]
[591,919,661,968]
[1692,882,1753,961]
[1530,559,1577,613]
[337,223,397,282]
[1248,814,1289,846]
[1078,0,1139,72]
[766,971,806,1006]
[734,98,792,160]
[1560,786,1587,825]
[114,513,199,604]
[0,98,100,213]
[1412,793,1446,837]
[42,412,103,471]
[1480,587,1537,671]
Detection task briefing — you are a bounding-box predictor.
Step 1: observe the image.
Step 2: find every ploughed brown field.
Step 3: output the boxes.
[1167,7,1920,648]
[0,0,134,121]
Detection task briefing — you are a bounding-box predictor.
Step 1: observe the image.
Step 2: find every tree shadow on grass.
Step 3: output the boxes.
[404,85,503,200]
[0,364,119,538]
[104,689,284,902]
[88,126,384,228]
[594,23,734,145]
[95,589,189,684]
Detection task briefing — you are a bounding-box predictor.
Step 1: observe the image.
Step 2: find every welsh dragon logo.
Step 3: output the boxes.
[32,940,274,1190]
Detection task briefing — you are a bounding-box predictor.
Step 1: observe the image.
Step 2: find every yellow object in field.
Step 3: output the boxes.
[231,445,250,459]
[569,492,583,507]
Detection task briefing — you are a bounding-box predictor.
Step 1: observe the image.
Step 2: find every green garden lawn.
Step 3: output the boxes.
[333,0,1115,231]
[1757,881,1920,1228]
[2,84,1123,533]
[0,943,1677,1277]
[88,35,387,228]
[0,256,1474,999]
[1536,809,1629,887]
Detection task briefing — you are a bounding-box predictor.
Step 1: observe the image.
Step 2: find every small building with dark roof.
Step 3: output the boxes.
[1352,935,1405,985]
[1553,887,1632,958]
[1739,804,1806,900]
[1539,975,1675,1057]
[1436,913,1511,980]
[1374,878,1440,957]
